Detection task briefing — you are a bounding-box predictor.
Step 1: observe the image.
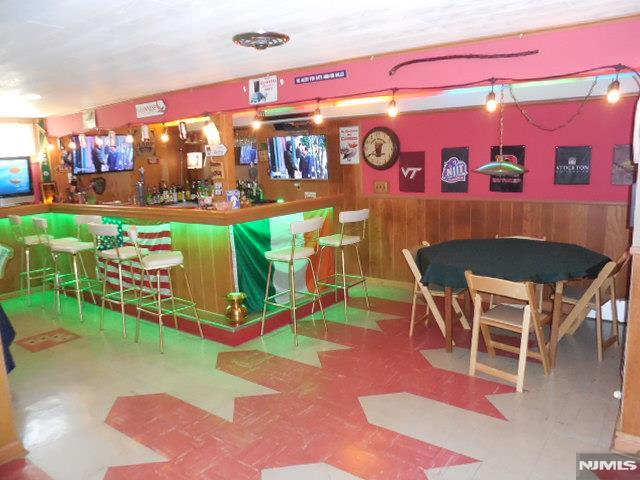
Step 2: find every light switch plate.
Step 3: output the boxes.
[373,180,389,194]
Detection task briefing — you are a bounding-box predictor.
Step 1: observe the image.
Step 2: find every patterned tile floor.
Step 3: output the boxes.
[2,286,624,479]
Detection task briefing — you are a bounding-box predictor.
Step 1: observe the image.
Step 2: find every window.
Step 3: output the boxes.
[0,123,36,157]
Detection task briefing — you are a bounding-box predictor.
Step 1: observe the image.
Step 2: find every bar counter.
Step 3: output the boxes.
[0,195,343,344]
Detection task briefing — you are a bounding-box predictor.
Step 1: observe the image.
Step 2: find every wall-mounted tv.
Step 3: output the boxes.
[0,157,33,198]
[267,134,328,180]
[70,135,134,175]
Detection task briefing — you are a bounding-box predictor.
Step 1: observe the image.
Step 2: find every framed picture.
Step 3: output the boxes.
[612,145,635,185]
[40,182,58,204]
[554,146,591,185]
[441,147,469,193]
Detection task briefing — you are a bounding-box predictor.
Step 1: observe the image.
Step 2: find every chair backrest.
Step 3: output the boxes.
[88,222,118,237]
[465,270,532,303]
[402,241,430,283]
[290,216,324,235]
[496,235,546,241]
[32,217,51,245]
[7,215,25,241]
[339,209,369,224]
[75,215,102,239]
[610,250,630,278]
[336,209,368,246]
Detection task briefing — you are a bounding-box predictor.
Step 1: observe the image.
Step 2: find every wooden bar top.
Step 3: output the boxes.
[0,195,343,226]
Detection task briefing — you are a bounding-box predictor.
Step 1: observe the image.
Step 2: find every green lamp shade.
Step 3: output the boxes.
[474,161,527,177]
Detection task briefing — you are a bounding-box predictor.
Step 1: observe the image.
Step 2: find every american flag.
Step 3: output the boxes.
[97,222,173,297]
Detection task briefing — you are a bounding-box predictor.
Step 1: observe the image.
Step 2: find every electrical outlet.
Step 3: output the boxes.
[373,180,389,194]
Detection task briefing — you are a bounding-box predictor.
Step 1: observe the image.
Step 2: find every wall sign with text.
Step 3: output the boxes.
[339,126,360,165]
[489,145,526,193]
[248,75,278,105]
[135,100,167,119]
[554,146,591,185]
[441,147,469,193]
[399,152,425,193]
[295,69,346,85]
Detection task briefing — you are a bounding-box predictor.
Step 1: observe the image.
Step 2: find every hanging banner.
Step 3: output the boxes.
[295,69,347,85]
[339,126,360,165]
[441,147,469,193]
[399,151,425,193]
[248,75,278,105]
[554,146,591,185]
[612,144,635,185]
[489,145,525,193]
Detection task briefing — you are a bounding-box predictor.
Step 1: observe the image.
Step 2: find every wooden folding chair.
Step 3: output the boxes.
[402,241,470,338]
[465,270,550,393]
[561,252,628,361]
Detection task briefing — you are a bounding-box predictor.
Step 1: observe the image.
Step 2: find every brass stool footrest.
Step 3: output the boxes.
[317,273,366,290]
[137,296,196,317]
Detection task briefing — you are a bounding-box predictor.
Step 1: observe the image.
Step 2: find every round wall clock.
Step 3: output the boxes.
[362,127,400,170]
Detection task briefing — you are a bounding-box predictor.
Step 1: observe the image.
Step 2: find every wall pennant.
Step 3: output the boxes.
[441,147,469,193]
[399,152,425,192]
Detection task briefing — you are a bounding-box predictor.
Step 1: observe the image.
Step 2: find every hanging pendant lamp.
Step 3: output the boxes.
[475,84,528,177]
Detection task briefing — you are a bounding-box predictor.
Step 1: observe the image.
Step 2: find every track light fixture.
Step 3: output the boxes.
[160,124,170,143]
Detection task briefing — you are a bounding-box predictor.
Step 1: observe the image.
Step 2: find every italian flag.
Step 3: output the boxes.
[232,208,333,312]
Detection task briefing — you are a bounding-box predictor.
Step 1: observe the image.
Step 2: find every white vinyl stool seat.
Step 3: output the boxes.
[265,246,315,261]
[318,234,361,247]
[21,234,53,246]
[49,240,94,254]
[316,209,371,320]
[97,246,142,261]
[261,216,327,346]
[140,251,184,270]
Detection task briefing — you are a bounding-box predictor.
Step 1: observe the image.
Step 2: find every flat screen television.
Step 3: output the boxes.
[70,135,134,175]
[235,141,258,165]
[267,134,328,180]
[0,157,34,205]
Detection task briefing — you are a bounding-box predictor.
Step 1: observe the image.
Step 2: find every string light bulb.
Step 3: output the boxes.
[252,112,262,130]
[94,135,103,147]
[607,78,621,104]
[160,125,170,143]
[486,81,498,112]
[387,90,399,117]
[46,141,54,151]
[68,138,77,150]
[125,131,134,144]
[312,100,323,125]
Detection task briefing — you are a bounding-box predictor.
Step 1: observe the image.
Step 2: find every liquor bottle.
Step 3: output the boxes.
[172,186,178,203]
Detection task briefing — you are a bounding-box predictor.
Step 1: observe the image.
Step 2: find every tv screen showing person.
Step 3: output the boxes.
[267,135,328,180]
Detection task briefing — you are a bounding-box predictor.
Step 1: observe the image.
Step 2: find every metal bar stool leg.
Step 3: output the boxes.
[311,246,326,315]
[355,244,371,309]
[341,247,348,320]
[167,270,179,329]
[134,270,149,344]
[71,254,84,322]
[181,265,204,338]
[260,261,274,335]
[78,252,97,305]
[117,262,127,338]
[52,253,61,314]
[156,271,164,354]
[307,258,327,331]
[290,262,298,346]
[100,260,108,331]
[25,247,32,305]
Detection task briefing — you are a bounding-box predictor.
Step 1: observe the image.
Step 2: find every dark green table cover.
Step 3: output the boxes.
[417,238,610,289]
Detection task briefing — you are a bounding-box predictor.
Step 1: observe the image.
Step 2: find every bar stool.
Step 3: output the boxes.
[88,222,140,338]
[260,216,327,346]
[128,226,203,353]
[316,209,371,319]
[33,217,97,322]
[8,215,54,305]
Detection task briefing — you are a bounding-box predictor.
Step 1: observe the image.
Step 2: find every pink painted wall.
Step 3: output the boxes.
[46,16,640,136]
[361,96,635,203]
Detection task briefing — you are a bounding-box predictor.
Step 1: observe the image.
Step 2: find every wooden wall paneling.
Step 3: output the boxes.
[423,199,440,245]
[367,198,383,278]
[452,201,472,239]
[469,201,486,238]
[510,202,524,237]
[438,201,454,241]
[569,204,589,247]
[521,202,542,239]
[392,199,408,281]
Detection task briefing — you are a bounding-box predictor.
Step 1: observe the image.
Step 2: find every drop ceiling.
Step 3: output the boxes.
[1,0,639,118]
